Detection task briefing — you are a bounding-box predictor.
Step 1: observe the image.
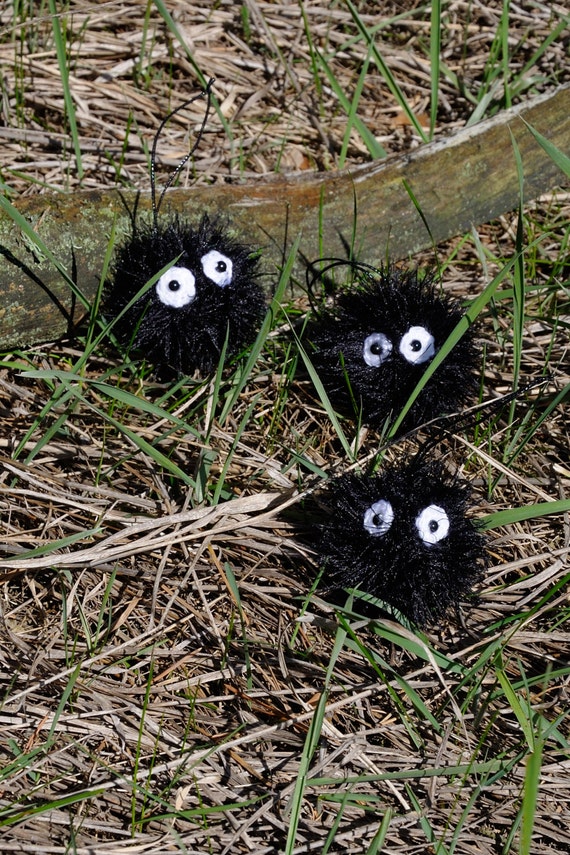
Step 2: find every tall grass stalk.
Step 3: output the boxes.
[47,0,84,181]
[0,3,568,852]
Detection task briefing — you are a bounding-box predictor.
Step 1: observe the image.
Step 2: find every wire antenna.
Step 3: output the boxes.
[368,374,554,472]
[150,78,215,230]
[305,256,394,311]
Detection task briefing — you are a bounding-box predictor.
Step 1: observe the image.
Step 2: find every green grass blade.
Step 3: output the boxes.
[522,119,570,178]
[314,44,386,160]
[131,657,154,831]
[212,394,260,505]
[494,655,535,750]
[47,661,82,742]
[223,561,253,689]
[307,756,520,789]
[388,259,513,437]
[0,787,105,828]
[284,618,348,854]
[480,498,570,530]
[518,16,570,82]
[508,129,526,429]
[345,0,428,143]
[500,0,511,110]
[340,626,443,736]
[294,336,356,462]
[219,235,301,423]
[1,528,102,565]
[389,229,548,438]
[47,0,83,181]
[520,740,544,855]
[429,0,442,138]
[151,0,233,144]
[95,405,196,487]
[283,688,328,854]
[339,43,374,169]
[366,809,393,854]
[403,178,438,259]
[405,783,450,854]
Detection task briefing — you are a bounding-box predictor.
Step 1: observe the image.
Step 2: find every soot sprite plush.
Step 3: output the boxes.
[105,214,265,376]
[104,81,266,376]
[307,265,480,432]
[316,458,487,626]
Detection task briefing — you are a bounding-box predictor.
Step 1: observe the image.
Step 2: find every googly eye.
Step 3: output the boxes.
[155,266,196,308]
[363,332,393,367]
[415,505,450,545]
[363,499,394,537]
[399,326,436,364]
[201,250,233,287]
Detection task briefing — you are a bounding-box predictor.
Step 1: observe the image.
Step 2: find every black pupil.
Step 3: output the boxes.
[370,342,382,355]
[168,279,180,291]
[429,519,438,532]
[372,514,381,526]
[216,260,227,272]
[411,339,422,352]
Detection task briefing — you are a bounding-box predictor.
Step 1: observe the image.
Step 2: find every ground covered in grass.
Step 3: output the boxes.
[1,2,569,853]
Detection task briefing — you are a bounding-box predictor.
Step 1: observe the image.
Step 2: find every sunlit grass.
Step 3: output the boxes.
[0,2,568,854]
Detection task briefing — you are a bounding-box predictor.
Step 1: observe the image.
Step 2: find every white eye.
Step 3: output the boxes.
[201,250,233,287]
[363,332,393,367]
[155,266,196,308]
[363,499,394,537]
[415,505,449,544]
[399,326,435,364]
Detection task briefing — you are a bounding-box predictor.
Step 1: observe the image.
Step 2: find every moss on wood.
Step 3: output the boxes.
[0,84,568,350]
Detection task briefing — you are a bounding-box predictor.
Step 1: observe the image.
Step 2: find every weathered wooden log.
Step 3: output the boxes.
[0,84,568,350]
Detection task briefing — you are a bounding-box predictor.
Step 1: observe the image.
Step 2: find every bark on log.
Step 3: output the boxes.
[0,84,568,350]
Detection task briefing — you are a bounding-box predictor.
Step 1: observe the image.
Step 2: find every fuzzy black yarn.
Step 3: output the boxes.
[307,266,480,431]
[104,214,266,375]
[316,458,487,626]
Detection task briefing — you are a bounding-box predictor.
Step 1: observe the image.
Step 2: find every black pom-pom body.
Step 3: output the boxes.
[316,459,487,626]
[308,267,479,430]
[105,215,265,375]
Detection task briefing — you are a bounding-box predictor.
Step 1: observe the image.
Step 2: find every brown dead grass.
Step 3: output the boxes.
[1,1,569,853]
[0,0,568,189]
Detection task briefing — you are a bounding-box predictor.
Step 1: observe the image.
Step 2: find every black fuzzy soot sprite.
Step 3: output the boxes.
[316,458,488,626]
[307,266,480,431]
[104,214,266,376]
